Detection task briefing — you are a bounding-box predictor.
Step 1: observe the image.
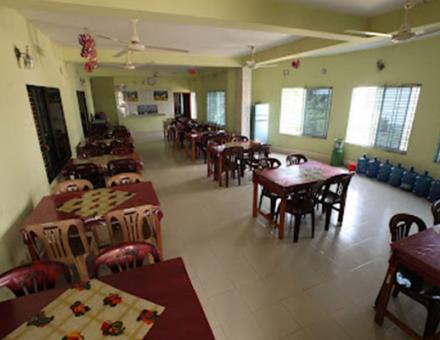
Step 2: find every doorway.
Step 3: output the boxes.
[174,92,191,118]
[77,91,90,137]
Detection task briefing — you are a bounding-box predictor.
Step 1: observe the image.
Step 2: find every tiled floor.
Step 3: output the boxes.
[137,132,432,340]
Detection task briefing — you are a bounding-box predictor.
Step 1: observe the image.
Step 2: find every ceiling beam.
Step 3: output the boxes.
[62,47,242,68]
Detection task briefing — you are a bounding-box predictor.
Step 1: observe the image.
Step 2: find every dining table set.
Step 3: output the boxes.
[0,123,215,340]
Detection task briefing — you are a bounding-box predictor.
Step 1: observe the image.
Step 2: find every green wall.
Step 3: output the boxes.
[252,36,440,178]
[0,7,93,277]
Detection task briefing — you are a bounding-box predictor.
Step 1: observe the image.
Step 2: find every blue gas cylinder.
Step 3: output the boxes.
[400,167,418,192]
[428,180,440,202]
[388,163,405,187]
[377,160,392,182]
[413,171,433,198]
[366,157,380,178]
[356,154,369,175]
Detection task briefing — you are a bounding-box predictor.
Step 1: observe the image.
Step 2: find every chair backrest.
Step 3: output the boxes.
[77,145,101,159]
[111,129,131,139]
[231,135,249,142]
[319,173,354,204]
[223,146,244,163]
[24,219,92,265]
[94,242,160,276]
[209,134,231,145]
[389,213,427,242]
[286,153,308,166]
[0,260,71,297]
[200,132,216,147]
[107,158,139,176]
[88,141,110,154]
[432,200,440,225]
[104,205,159,245]
[107,172,144,187]
[255,157,282,170]
[51,179,93,195]
[291,182,322,203]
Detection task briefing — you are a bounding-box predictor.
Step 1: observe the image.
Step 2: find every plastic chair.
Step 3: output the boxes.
[106,173,144,187]
[286,153,308,166]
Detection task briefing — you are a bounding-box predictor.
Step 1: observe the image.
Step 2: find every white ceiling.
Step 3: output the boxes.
[279,0,404,16]
[19,9,301,58]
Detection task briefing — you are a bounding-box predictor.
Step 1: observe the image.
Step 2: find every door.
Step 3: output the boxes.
[173,92,191,118]
[77,91,90,137]
[27,86,71,182]
[252,103,269,143]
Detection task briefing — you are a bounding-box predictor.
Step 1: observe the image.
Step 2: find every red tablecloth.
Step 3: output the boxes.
[391,228,440,288]
[22,181,162,227]
[0,258,214,340]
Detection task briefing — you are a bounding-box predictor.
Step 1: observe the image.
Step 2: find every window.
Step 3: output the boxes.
[207,91,226,126]
[346,85,421,152]
[279,87,332,137]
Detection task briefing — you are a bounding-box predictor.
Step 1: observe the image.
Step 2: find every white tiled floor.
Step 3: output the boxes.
[137,132,433,340]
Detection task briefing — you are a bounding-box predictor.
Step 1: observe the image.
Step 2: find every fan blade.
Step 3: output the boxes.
[144,45,189,53]
[345,29,392,38]
[256,64,277,69]
[113,48,130,58]
[95,34,127,45]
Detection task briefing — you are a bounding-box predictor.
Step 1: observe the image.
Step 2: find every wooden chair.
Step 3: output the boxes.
[0,260,71,297]
[318,173,354,231]
[432,199,440,225]
[107,158,140,176]
[257,158,282,218]
[51,179,93,195]
[64,163,105,188]
[378,214,439,338]
[285,183,321,242]
[23,219,98,282]
[222,146,244,187]
[286,153,308,166]
[93,242,160,277]
[104,205,163,258]
[107,172,144,187]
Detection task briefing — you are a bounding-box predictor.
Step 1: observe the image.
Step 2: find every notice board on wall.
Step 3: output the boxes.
[116,88,173,117]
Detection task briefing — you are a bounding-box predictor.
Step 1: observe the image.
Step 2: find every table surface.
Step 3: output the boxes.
[22,181,161,227]
[391,227,440,288]
[254,160,347,193]
[210,141,258,153]
[70,152,142,168]
[0,258,215,340]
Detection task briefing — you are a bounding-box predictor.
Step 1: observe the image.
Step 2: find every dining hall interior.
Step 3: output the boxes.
[0,0,440,339]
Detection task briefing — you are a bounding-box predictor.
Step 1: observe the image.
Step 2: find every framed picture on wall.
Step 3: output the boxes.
[154,90,168,101]
[123,91,139,102]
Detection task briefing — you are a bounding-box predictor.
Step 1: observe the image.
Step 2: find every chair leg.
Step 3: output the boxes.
[391,285,400,298]
[423,304,440,338]
[293,214,301,243]
[311,210,315,239]
[325,205,332,231]
[237,169,241,186]
[225,170,229,188]
[269,197,277,219]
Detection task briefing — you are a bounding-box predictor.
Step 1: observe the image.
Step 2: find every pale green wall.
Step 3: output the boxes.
[193,69,238,132]
[0,7,92,275]
[253,36,440,178]
[90,76,119,126]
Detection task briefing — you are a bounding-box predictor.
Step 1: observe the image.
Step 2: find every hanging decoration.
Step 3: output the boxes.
[188,68,197,76]
[291,59,301,69]
[78,33,98,73]
[376,59,385,71]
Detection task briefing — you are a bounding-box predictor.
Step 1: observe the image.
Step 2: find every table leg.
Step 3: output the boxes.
[277,198,286,240]
[218,156,223,187]
[375,264,396,325]
[207,148,211,177]
[184,138,190,158]
[192,139,196,164]
[252,181,258,217]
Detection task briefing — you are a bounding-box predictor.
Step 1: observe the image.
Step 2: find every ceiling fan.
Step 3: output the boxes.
[244,45,277,70]
[345,0,439,43]
[106,51,153,70]
[95,19,190,58]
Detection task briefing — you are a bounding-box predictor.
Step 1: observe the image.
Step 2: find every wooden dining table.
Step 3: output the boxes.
[375,227,440,338]
[65,152,143,174]
[185,131,206,163]
[207,141,258,187]
[21,182,163,260]
[252,160,347,239]
[0,258,215,340]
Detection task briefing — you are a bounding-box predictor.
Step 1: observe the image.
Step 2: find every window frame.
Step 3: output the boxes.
[206,90,226,127]
[345,84,421,154]
[435,137,440,163]
[279,86,333,139]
